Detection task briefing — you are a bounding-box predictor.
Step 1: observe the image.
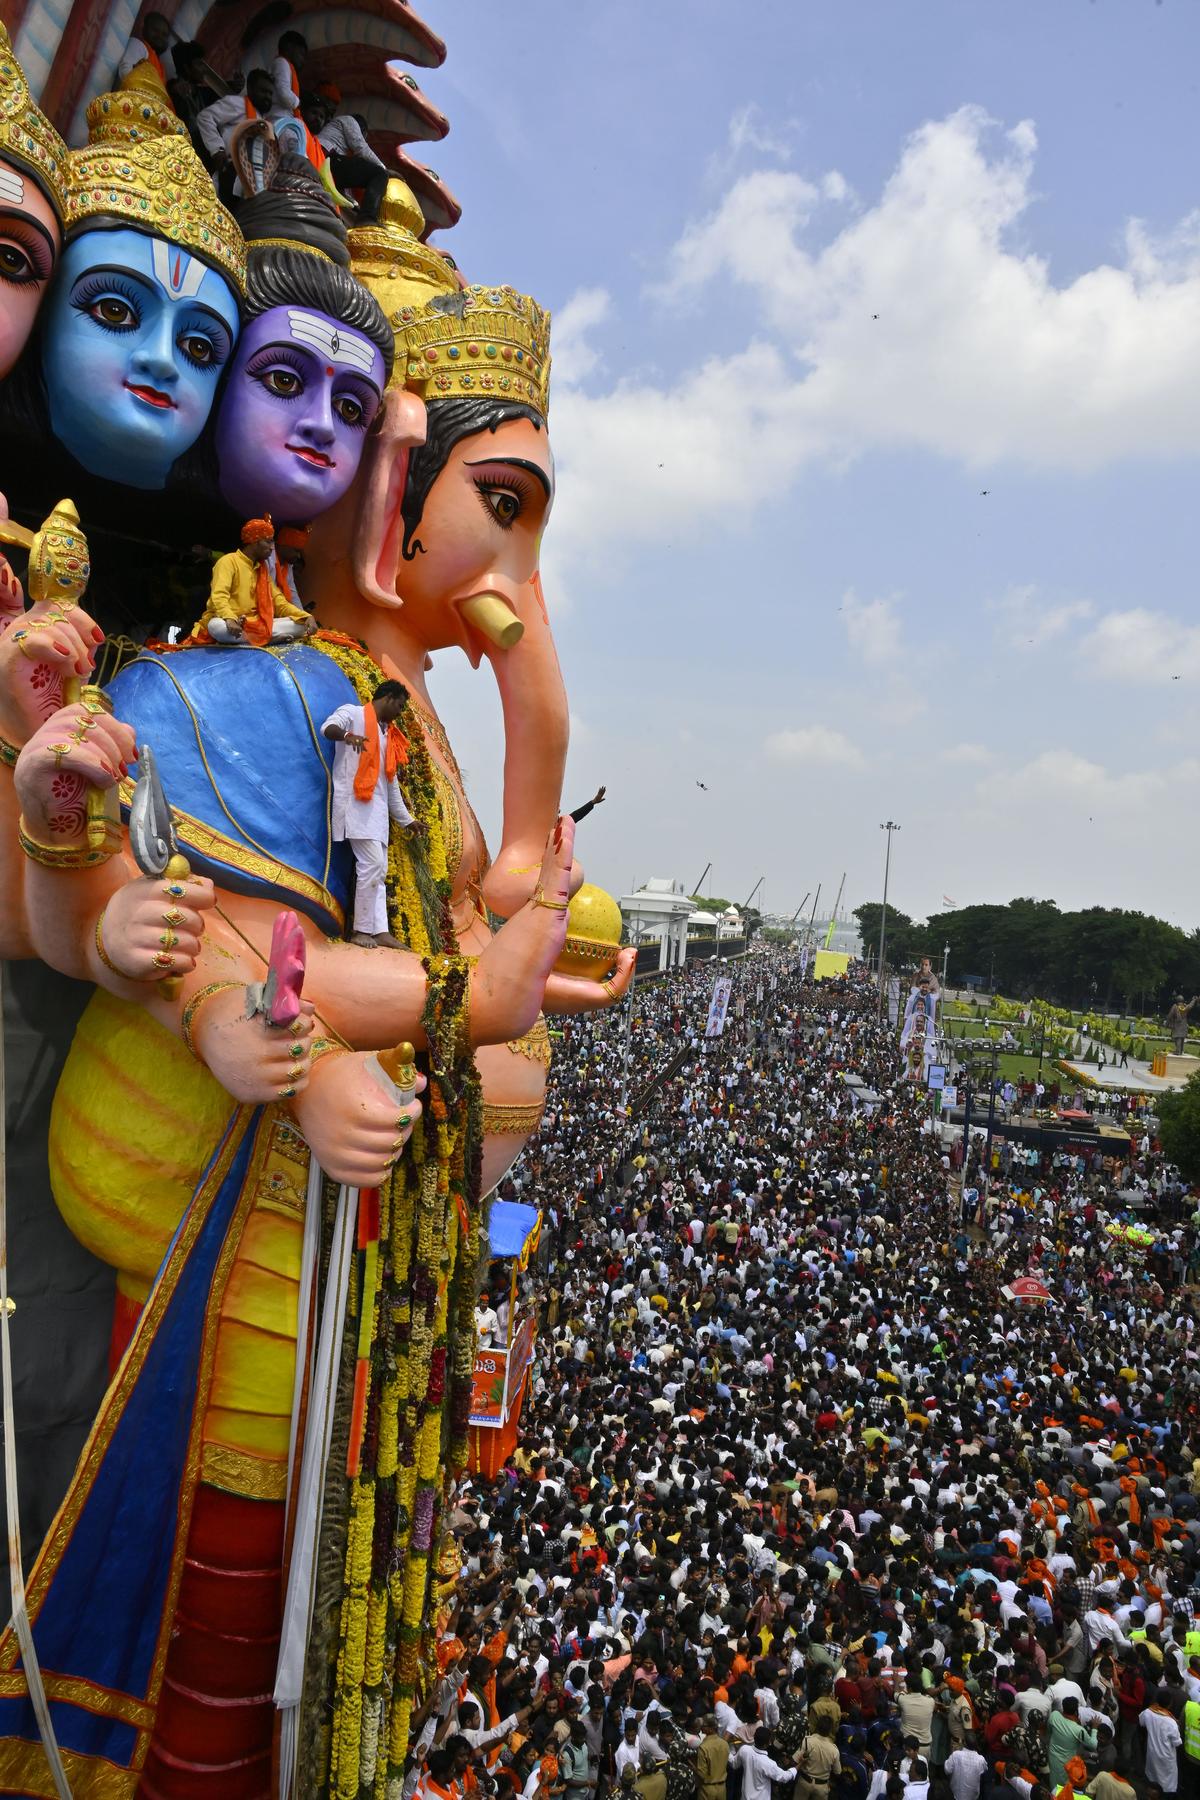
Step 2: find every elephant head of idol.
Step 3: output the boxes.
[39,92,244,491]
[0,23,67,382]
[306,180,568,920]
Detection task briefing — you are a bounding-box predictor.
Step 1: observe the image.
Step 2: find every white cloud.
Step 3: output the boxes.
[549,288,611,387]
[764,725,865,767]
[975,748,1168,815]
[726,104,802,165]
[990,583,1095,649]
[1080,606,1200,685]
[546,106,1200,579]
[842,588,902,665]
[947,742,995,765]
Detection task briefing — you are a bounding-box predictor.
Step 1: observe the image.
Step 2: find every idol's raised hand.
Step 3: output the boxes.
[470,812,576,1046]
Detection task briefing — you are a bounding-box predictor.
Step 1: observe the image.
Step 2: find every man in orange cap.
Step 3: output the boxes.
[274,522,312,613]
[193,518,314,646]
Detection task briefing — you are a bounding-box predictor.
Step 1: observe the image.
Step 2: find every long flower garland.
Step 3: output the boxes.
[307,634,483,1799]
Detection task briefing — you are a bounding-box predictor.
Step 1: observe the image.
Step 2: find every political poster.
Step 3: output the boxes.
[705,976,733,1038]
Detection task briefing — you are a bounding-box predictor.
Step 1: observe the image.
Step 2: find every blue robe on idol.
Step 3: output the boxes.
[0,643,357,1791]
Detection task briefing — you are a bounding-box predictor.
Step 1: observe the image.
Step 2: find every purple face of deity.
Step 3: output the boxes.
[214,305,386,523]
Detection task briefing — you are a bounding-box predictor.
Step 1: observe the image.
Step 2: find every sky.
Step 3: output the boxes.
[406,0,1200,930]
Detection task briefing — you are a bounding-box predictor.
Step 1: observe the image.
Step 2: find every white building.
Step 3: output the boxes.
[620,878,695,971]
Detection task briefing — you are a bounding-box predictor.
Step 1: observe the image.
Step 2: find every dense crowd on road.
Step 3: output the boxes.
[409,955,1200,1800]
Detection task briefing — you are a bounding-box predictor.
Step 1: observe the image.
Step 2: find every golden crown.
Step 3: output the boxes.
[0,22,68,218]
[349,178,460,384]
[64,92,246,296]
[398,283,551,417]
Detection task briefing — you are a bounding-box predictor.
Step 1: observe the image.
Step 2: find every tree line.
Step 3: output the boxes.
[852,896,1200,1017]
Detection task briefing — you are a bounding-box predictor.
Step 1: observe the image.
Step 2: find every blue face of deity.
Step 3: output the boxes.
[214,305,386,523]
[40,226,240,490]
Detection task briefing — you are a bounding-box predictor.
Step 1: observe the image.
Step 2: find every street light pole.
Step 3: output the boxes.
[618,985,635,1112]
[876,821,900,1019]
[942,942,950,990]
[983,1037,1000,1180]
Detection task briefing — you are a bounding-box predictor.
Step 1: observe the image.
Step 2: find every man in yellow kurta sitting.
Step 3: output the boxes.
[192,517,314,646]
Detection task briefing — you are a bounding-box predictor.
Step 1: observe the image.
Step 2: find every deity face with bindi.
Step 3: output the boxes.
[41,227,240,489]
[0,23,67,380]
[0,160,60,379]
[215,304,386,523]
[36,92,244,489]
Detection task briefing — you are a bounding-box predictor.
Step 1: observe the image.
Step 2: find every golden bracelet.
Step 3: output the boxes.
[181,980,241,1060]
[18,815,115,868]
[0,733,18,767]
[308,1035,347,1067]
[94,910,121,975]
[532,886,568,912]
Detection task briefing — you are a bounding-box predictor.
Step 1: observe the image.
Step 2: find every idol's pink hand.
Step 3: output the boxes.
[191,990,317,1103]
[0,593,105,748]
[98,871,215,982]
[470,815,576,1046]
[291,1051,425,1186]
[543,945,636,1016]
[0,495,23,620]
[13,702,135,845]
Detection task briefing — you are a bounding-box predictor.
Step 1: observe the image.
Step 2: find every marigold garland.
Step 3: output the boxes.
[304,633,485,1796]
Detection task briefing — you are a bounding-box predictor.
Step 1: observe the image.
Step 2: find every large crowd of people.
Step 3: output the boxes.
[407,952,1200,1800]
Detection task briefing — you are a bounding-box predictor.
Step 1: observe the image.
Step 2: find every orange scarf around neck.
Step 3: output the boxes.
[1119,1477,1141,1526]
[353,703,408,801]
[241,553,274,647]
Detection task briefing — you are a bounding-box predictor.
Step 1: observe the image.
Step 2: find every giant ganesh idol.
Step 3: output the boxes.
[0,37,633,1800]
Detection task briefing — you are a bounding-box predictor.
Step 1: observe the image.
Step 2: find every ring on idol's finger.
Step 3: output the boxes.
[152,950,174,971]
[162,909,186,929]
[158,928,178,950]
[290,1015,306,1037]
[47,741,72,767]
[289,1042,305,1060]
[164,881,187,898]
[279,1084,297,1101]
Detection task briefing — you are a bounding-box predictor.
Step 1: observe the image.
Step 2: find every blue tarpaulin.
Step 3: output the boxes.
[488,1200,540,1261]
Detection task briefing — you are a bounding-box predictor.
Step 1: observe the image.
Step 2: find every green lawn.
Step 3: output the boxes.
[949,1051,1058,1088]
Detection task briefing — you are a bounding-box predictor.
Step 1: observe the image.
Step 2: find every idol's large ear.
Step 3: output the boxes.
[352,386,427,610]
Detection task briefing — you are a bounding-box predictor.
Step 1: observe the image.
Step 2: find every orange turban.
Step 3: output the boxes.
[241,516,273,544]
[276,524,310,550]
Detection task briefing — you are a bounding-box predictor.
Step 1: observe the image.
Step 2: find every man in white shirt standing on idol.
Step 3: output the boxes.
[322,678,416,948]
[118,10,172,86]
[268,29,308,124]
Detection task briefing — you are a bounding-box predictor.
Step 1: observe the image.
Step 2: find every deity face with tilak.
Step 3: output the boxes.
[40,225,240,489]
[0,157,59,379]
[215,304,387,523]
